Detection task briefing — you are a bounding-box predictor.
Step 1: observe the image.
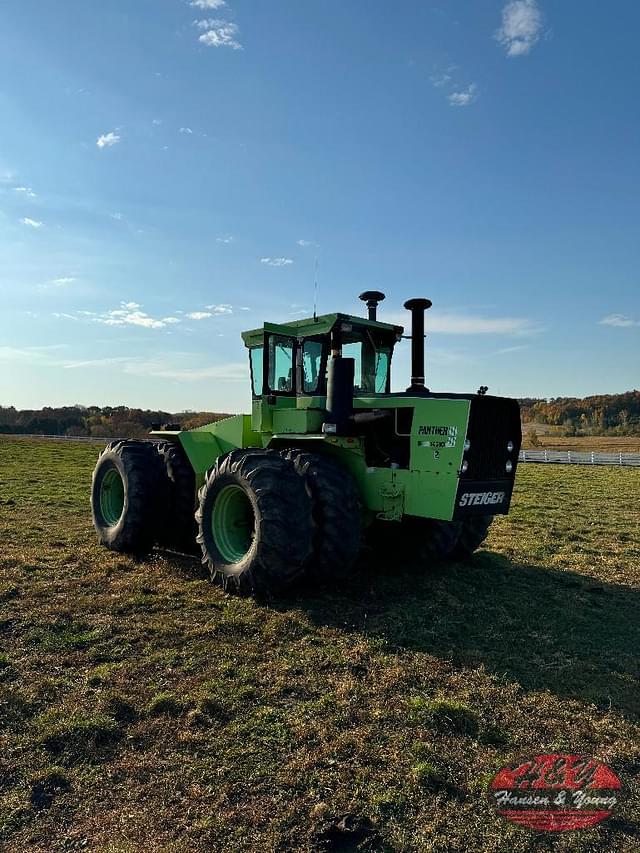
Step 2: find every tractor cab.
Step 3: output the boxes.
[241,293,403,435]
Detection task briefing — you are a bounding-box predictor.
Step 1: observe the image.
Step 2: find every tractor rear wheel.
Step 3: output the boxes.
[154,441,198,554]
[282,450,362,581]
[91,440,166,556]
[196,449,313,595]
[450,515,493,559]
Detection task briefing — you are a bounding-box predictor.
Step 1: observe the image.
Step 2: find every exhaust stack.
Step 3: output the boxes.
[324,355,355,435]
[404,297,432,392]
[359,290,385,321]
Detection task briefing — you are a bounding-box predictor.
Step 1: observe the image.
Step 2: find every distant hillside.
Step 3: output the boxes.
[0,406,231,438]
[518,391,640,436]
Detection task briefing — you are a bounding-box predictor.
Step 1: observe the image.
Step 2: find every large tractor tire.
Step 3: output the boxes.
[405,518,462,562]
[196,448,314,595]
[282,449,362,581]
[91,440,167,556]
[450,515,493,560]
[367,517,460,567]
[154,440,198,554]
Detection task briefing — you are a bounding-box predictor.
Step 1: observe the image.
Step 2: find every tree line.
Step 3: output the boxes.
[1,390,639,437]
[0,406,231,438]
[519,390,640,436]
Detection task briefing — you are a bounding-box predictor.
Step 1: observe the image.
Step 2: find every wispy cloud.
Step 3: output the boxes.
[99,303,180,329]
[60,351,247,383]
[600,314,640,328]
[496,0,543,57]
[448,83,478,107]
[191,0,227,8]
[431,313,539,335]
[0,345,69,366]
[216,235,233,243]
[179,127,193,134]
[260,257,293,267]
[152,118,163,126]
[384,310,540,336]
[297,239,318,248]
[196,19,242,49]
[422,347,468,366]
[429,64,477,108]
[187,311,213,320]
[20,217,43,228]
[430,73,452,88]
[59,302,237,328]
[56,302,180,330]
[39,276,76,291]
[53,349,243,382]
[126,357,247,382]
[96,131,120,149]
[493,344,530,355]
[13,186,37,198]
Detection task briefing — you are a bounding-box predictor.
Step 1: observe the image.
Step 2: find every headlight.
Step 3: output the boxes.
[507,440,514,453]
[463,439,471,452]
[461,460,469,473]
[505,460,513,473]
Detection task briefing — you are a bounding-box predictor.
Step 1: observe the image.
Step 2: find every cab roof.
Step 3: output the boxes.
[241,312,404,348]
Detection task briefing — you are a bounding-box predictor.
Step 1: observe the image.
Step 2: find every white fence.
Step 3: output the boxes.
[519,449,640,467]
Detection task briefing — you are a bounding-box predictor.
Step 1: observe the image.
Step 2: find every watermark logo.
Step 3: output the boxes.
[489,754,622,832]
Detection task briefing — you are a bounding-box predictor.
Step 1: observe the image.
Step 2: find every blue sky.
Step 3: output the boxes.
[1,0,639,412]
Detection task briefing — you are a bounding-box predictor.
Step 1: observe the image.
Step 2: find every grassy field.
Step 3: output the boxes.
[521,429,640,453]
[533,436,640,453]
[1,436,639,852]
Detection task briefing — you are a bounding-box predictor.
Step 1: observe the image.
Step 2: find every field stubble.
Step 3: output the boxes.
[0,436,639,851]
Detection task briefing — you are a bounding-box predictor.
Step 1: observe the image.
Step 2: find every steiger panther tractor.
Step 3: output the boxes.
[91,293,522,595]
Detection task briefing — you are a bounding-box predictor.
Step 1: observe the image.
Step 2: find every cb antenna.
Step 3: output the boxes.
[313,256,319,321]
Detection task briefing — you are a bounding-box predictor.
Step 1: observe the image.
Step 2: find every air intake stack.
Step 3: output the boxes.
[359,290,385,321]
[404,297,432,392]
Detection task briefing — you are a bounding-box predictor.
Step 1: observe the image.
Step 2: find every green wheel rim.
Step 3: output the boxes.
[212,485,255,563]
[100,468,125,526]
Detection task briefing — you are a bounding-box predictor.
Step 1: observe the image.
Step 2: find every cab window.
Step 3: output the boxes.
[343,336,390,393]
[249,346,263,396]
[302,340,324,393]
[342,342,362,391]
[375,350,390,393]
[268,335,294,393]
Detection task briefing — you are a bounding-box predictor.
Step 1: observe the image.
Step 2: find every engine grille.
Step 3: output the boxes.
[461,396,521,481]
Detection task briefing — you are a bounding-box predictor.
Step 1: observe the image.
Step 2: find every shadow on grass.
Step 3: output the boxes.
[291,551,640,720]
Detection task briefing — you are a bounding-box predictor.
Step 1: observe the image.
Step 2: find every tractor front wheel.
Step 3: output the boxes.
[408,518,462,562]
[367,517,461,566]
[450,515,493,559]
[91,440,166,555]
[196,449,313,595]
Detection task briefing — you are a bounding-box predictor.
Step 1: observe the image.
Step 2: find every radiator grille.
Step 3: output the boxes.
[461,396,521,481]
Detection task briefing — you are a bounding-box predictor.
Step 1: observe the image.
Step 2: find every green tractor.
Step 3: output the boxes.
[91,293,521,594]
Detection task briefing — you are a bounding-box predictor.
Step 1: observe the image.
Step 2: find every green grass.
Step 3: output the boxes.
[522,429,640,453]
[1,435,639,851]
